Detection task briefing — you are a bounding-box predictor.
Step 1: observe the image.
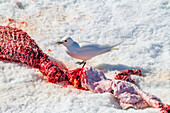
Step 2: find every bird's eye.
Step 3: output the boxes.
[64,40,67,42]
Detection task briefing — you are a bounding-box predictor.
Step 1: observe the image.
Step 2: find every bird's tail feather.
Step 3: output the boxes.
[111,48,119,50]
[109,40,124,50]
[98,41,123,55]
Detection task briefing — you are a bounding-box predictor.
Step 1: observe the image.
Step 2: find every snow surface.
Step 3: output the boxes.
[0,0,170,113]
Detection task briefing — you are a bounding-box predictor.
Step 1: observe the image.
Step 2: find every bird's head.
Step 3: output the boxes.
[56,37,74,47]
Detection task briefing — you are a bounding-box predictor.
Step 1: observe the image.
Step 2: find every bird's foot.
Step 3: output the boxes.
[76,61,85,65]
[76,61,86,68]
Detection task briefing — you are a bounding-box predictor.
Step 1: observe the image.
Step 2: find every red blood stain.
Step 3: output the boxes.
[8,18,15,22]
[48,49,51,52]
[114,69,142,83]
[20,21,25,24]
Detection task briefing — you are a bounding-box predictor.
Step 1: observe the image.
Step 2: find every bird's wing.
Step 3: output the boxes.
[70,40,124,59]
[78,44,101,51]
[78,41,98,47]
[79,40,123,49]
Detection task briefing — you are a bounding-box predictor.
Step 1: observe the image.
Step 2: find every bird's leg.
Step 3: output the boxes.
[76,61,85,65]
[82,62,86,68]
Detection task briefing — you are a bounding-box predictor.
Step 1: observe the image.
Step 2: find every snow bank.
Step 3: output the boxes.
[0,0,169,113]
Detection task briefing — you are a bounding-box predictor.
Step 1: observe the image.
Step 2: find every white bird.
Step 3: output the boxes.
[56,37,121,68]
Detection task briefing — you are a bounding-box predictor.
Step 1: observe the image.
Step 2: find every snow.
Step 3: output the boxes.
[0,0,169,113]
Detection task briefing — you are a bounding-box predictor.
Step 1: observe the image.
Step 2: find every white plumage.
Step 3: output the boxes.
[56,37,121,67]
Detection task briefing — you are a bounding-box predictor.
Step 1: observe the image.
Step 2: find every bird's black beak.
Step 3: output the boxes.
[56,41,63,45]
